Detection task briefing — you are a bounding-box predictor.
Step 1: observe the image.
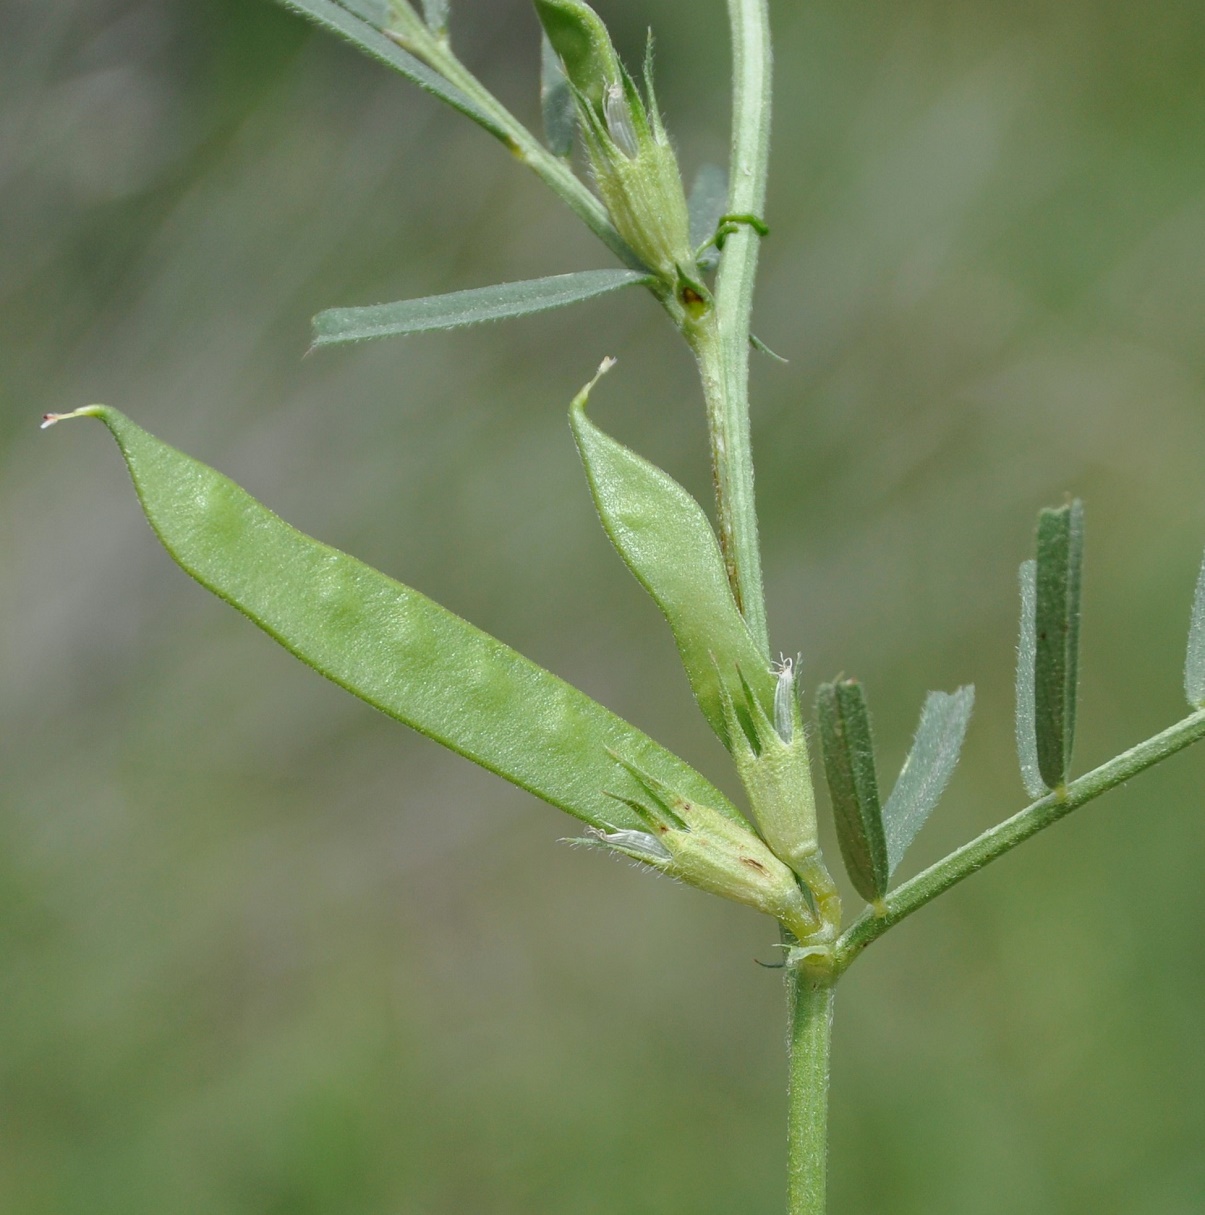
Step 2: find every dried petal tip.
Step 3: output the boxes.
[40,406,101,430]
[604,82,638,157]
[581,825,673,864]
[773,654,801,743]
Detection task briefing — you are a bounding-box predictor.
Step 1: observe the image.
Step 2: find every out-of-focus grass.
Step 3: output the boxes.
[4,0,1205,1210]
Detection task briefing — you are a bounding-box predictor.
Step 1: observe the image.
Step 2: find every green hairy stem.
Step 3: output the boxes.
[711,0,773,656]
[787,972,835,1215]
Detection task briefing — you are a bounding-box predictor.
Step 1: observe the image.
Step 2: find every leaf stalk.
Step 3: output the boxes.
[834,706,1205,973]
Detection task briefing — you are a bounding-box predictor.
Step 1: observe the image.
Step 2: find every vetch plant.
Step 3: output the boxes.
[42,1,1205,1211]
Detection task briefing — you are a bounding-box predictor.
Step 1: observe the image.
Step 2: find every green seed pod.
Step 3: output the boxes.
[42,404,746,837]
[532,0,622,112]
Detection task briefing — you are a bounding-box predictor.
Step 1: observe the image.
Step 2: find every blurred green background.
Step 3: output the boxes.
[5,0,1205,1210]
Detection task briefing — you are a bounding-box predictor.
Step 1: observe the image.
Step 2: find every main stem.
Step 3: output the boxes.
[702,0,774,657]
[709,5,836,1213]
[787,969,835,1215]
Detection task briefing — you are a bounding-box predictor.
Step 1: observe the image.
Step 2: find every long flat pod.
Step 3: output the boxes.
[569,372,776,746]
[51,406,744,833]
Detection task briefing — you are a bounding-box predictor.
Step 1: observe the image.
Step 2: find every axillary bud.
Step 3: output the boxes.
[533,0,700,305]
